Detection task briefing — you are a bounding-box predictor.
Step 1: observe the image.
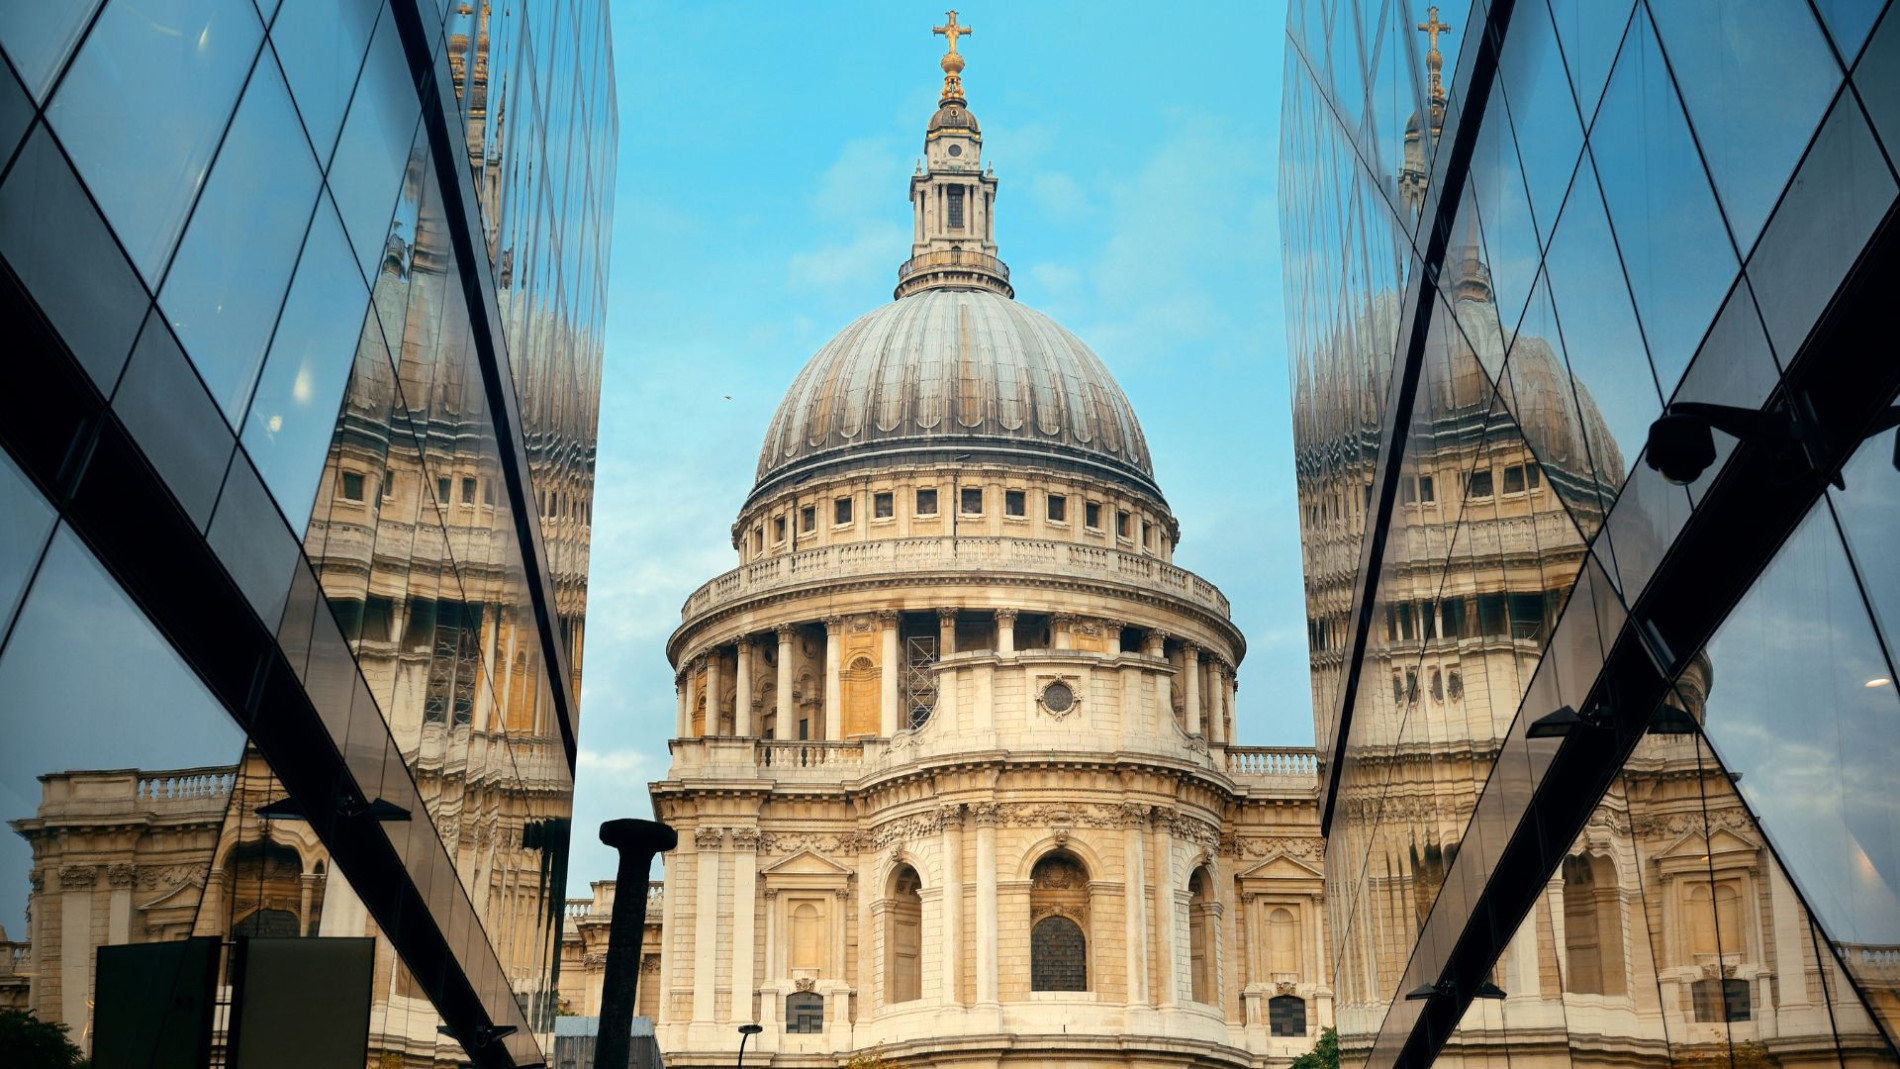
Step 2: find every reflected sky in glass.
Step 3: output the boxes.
[269,0,379,166]
[0,525,247,936]
[0,0,103,101]
[0,450,55,636]
[46,0,263,284]
[1700,501,1900,947]
[241,199,371,530]
[161,53,321,424]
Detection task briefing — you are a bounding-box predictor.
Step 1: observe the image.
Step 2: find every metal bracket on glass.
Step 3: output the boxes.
[1525,703,1614,739]
[1404,978,1506,1001]
[255,795,411,822]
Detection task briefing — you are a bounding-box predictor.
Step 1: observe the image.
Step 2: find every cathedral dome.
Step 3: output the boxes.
[753,288,1156,499]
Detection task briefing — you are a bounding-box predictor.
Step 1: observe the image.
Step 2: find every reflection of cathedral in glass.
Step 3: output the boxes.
[0,0,613,1064]
[1286,2,1900,1068]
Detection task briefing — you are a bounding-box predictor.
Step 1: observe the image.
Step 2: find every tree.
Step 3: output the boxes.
[846,1050,908,1069]
[1290,1027,1340,1069]
[0,1009,85,1069]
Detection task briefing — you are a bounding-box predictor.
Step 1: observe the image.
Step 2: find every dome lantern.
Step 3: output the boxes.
[900,11,1013,299]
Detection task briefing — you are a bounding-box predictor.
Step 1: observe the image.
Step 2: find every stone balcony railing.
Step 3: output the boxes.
[664,736,1317,797]
[681,536,1230,623]
[1839,943,1900,980]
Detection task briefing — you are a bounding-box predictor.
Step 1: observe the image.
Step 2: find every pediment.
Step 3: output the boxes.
[761,849,853,877]
[1239,854,1324,881]
[1657,825,1761,861]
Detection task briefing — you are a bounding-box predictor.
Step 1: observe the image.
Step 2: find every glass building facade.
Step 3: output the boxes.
[0,0,612,1064]
[1281,1,1900,1067]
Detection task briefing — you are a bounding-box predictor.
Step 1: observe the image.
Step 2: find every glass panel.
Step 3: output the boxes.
[1669,278,1783,509]
[1588,12,1739,397]
[111,311,237,530]
[1745,91,1896,363]
[1647,0,1842,255]
[1834,420,1900,671]
[1815,0,1885,64]
[46,0,263,283]
[269,0,379,166]
[325,2,419,281]
[0,0,104,100]
[206,452,302,629]
[0,449,56,637]
[1465,115,1540,347]
[160,53,321,423]
[1697,498,1900,1044]
[1541,156,1662,497]
[1858,7,1900,166]
[0,126,149,391]
[1547,0,1635,127]
[1495,0,1584,246]
[0,56,31,166]
[1501,271,1612,537]
[240,198,370,529]
[0,524,248,1029]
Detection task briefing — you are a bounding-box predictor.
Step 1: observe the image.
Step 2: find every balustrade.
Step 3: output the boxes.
[755,740,865,769]
[1224,747,1319,779]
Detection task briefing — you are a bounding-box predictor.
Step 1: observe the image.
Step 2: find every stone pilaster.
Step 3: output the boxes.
[775,625,796,731]
[1182,643,1202,736]
[824,616,843,742]
[878,610,901,736]
[734,638,754,737]
[973,802,1000,1008]
[705,648,724,737]
[693,826,724,1023]
[729,827,759,1024]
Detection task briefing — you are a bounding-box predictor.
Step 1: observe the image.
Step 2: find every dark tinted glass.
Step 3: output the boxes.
[112,312,237,530]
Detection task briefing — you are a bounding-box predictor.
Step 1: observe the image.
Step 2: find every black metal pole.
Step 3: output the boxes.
[594,819,677,1069]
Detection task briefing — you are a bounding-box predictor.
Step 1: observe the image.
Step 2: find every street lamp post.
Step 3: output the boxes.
[594,818,678,1069]
[736,1022,764,1068]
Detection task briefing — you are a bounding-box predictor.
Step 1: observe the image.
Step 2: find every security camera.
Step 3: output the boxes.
[1645,411,1717,486]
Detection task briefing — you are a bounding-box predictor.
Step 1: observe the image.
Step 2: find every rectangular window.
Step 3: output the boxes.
[1419,474,1436,503]
[753,527,764,552]
[461,477,476,505]
[1421,601,1438,640]
[874,491,894,519]
[436,477,451,505]
[1503,465,1527,494]
[1116,510,1130,538]
[1047,494,1067,522]
[1400,477,1417,505]
[361,596,394,643]
[381,468,395,499]
[774,516,787,542]
[1693,978,1752,1022]
[1085,501,1101,528]
[947,184,965,229]
[916,488,939,515]
[1005,490,1026,517]
[1526,464,1541,489]
[1397,603,1414,641]
[1441,598,1467,638]
[801,505,816,532]
[1385,605,1398,642]
[483,477,495,506]
[961,487,983,514]
[1477,593,1510,637]
[1467,469,1494,499]
[1509,592,1548,641]
[339,471,365,501]
[834,497,853,525]
[1143,520,1153,548]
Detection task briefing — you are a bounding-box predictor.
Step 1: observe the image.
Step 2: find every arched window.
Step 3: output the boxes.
[1269,993,1308,1037]
[225,838,313,936]
[786,992,824,1033]
[233,908,300,939]
[1030,852,1089,991]
[1188,868,1215,1003]
[887,866,923,1004]
[1562,853,1626,996]
[1267,906,1300,978]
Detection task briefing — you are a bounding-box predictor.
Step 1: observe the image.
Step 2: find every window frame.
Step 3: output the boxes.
[1046,493,1067,524]
[915,487,939,516]
[1004,489,1026,518]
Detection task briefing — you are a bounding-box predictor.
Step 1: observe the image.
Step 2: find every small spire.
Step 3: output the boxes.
[1418,6,1452,105]
[934,10,972,104]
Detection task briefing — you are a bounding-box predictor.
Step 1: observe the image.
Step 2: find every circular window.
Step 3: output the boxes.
[1042,681,1074,713]
[947,143,963,157]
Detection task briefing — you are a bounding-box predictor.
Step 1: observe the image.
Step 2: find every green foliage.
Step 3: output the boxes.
[846,1050,907,1069]
[0,1009,85,1069]
[1289,1027,1340,1069]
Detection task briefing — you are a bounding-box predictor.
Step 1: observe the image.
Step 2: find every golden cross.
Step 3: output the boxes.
[934,11,971,55]
[1417,6,1451,54]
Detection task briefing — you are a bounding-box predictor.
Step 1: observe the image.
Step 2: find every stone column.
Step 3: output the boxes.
[1052,613,1073,650]
[1123,806,1150,1006]
[730,828,759,1023]
[760,890,780,1030]
[1205,660,1224,745]
[1146,630,1171,729]
[693,827,724,1023]
[1182,644,1202,736]
[936,608,960,725]
[734,638,754,737]
[1106,620,1123,657]
[823,617,843,742]
[879,611,901,736]
[941,805,964,1005]
[994,608,1017,655]
[974,803,1000,1007]
[676,675,690,738]
[705,648,724,737]
[776,625,796,731]
[1151,813,1177,1008]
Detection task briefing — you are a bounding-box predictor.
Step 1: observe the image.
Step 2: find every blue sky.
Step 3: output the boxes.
[570,1,1303,892]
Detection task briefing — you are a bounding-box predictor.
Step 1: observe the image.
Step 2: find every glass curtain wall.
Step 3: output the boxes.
[1282,1,1900,1066]
[0,0,612,1065]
